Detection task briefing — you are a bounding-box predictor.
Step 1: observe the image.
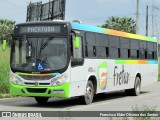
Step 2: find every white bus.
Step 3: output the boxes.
[10,21,158,104]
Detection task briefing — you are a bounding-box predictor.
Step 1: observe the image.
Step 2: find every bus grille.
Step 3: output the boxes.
[19,75,54,81]
[27,88,47,93]
[24,82,50,86]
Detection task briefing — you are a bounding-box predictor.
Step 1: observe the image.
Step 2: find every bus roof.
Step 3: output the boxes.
[71,22,157,43]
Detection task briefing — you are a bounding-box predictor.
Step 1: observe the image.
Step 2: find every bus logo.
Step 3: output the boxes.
[98,62,108,91]
[35,82,39,86]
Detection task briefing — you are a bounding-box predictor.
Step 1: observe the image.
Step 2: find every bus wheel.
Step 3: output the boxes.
[80,80,94,105]
[134,77,141,96]
[35,97,49,104]
[125,77,141,96]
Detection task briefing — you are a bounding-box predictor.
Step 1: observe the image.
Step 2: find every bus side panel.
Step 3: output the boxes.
[69,62,86,97]
[108,60,134,92]
[141,64,158,87]
[139,64,148,87]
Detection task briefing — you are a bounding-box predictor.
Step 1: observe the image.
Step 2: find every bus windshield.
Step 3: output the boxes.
[11,36,68,72]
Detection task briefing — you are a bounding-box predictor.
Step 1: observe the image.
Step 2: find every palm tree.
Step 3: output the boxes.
[101,16,136,34]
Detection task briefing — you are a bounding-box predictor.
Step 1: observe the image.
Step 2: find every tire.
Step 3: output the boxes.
[35,97,49,104]
[125,76,141,96]
[80,81,94,105]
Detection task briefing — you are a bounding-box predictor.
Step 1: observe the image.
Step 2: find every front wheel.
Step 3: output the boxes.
[35,97,49,104]
[80,81,94,105]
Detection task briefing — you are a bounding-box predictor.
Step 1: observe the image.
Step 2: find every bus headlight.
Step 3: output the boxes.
[10,74,23,85]
[50,74,66,86]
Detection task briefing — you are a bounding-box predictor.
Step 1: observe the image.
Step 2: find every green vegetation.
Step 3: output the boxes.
[0,44,10,94]
[0,19,15,46]
[132,105,157,120]
[108,105,157,120]
[100,16,136,34]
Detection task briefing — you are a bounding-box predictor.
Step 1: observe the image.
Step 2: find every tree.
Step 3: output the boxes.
[101,16,136,34]
[0,19,15,45]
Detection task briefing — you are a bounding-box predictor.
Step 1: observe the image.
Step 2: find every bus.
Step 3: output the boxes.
[10,21,158,105]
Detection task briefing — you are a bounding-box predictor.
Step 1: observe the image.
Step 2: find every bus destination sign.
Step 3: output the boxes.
[19,26,61,34]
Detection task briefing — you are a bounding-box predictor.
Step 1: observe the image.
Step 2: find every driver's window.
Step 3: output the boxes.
[73,36,82,58]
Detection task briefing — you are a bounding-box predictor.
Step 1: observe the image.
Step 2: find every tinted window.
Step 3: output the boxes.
[140,41,147,50]
[140,50,145,59]
[121,49,128,59]
[154,51,157,60]
[96,34,108,46]
[110,47,118,59]
[97,47,106,58]
[109,35,120,47]
[154,43,157,60]
[147,42,154,51]
[86,32,96,45]
[131,50,137,59]
[154,43,157,52]
[130,40,139,50]
[85,46,94,57]
[120,37,130,49]
[147,51,152,59]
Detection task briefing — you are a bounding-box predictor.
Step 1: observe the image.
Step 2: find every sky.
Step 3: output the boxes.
[0,0,160,39]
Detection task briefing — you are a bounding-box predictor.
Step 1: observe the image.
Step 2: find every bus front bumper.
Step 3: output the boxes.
[10,82,70,98]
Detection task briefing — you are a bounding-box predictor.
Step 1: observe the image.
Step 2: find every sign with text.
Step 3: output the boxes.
[20,26,61,34]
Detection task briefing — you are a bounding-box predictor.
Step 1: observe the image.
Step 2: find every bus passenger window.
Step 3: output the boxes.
[118,48,120,58]
[145,51,147,59]
[93,46,96,57]
[70,35,73,56]
[128,49,130,58]
[106,47,109,57]
[137,50,139,59]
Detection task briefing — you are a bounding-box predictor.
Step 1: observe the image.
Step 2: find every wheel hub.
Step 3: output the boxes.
[86,86,92,99]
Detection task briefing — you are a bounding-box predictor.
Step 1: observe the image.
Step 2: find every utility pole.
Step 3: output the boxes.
[136,0,139,34]
[152,0,154,36]
[146,5,148,36]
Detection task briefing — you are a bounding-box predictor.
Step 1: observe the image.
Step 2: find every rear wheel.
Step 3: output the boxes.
[80,80,94,105]
[35,97,49,104]
[125,76,141,96]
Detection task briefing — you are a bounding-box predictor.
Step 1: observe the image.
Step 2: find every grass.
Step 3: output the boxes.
[132,105,157,120]
[0,94,11,98]
[108,105,158,120]
[0,44,10,94]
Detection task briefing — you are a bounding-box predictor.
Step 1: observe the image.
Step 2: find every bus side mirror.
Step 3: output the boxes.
[71,58,84,66]
[74,36,80,49]
[71,36,84,66]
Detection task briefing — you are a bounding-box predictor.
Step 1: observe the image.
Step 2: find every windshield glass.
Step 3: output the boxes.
[11,37,68,72]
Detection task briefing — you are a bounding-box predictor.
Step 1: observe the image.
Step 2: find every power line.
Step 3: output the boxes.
[1,0,26,9]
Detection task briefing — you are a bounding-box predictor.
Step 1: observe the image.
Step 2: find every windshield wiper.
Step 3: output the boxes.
[40,35,54,50]
[38,35,55,62]
[23,35,31,46]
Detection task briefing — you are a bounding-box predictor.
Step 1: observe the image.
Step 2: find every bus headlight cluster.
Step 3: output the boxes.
[50,74,67,86]
[10,73,23,85]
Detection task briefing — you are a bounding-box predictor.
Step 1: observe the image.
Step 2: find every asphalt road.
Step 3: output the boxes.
[0,81,160,112]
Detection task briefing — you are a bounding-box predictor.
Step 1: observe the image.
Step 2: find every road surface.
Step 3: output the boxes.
[0,81,160,119]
